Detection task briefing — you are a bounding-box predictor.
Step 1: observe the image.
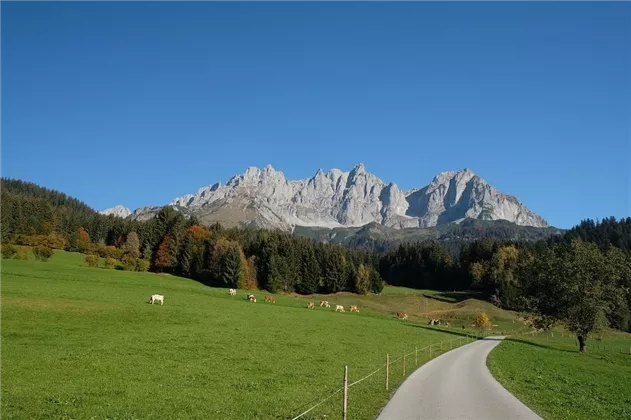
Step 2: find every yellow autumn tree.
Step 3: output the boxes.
[474,312,492,332]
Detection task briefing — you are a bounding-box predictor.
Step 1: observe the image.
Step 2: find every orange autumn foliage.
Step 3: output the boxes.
[154,234,176,271]
[185,225,212,241]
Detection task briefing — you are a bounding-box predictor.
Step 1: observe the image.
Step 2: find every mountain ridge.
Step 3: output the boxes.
[101,164,549,231]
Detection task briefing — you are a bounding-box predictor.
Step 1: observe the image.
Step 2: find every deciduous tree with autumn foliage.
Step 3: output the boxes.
[154,234,177,272]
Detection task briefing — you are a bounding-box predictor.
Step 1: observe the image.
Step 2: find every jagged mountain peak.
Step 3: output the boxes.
[108,164,548,230]
[100,205,132,218]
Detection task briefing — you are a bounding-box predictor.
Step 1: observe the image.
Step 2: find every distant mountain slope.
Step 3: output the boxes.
[105,164,549,231]
[294,219,563,252]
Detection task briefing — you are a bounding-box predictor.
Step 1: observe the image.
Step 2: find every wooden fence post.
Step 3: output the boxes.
[386,354,389,391]
[403,352,406,376]
[342,365,348,420]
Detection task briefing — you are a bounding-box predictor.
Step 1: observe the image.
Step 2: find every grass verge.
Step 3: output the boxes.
[487,334,631,420]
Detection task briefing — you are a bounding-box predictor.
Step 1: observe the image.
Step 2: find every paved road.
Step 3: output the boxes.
[376,336,542,420]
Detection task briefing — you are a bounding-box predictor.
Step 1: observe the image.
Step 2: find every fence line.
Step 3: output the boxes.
[288,333,482,419]
[348,364,387,388]
[290,387,344,420]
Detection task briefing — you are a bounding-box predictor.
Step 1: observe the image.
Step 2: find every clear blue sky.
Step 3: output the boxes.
[2,2,629,228]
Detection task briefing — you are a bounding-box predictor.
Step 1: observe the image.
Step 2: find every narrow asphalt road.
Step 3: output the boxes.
[376,336,542,420]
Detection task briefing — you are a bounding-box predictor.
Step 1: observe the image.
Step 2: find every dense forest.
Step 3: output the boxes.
[2,178,631,339]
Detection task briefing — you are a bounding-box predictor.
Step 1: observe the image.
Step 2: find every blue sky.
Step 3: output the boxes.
[2,2,629,228]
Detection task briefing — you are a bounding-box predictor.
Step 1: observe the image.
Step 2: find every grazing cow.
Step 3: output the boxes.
[264,295,276,303]
[350,305,359,313]
[247,294,256,303]
[445,322,451,328]
[428,319,441,326]
[320,300,330,308]
[149,294,164,305]
[396,312,408,320]
[307,302,315,309]
[229,288,237,296]
[335,305,345,312]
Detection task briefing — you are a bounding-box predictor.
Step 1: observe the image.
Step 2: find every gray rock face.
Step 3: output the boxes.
[405,169,547,228]
[103,164,548,230]
[100,205,132,218]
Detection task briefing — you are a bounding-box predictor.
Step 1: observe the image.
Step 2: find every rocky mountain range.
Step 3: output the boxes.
[101,164,549,231]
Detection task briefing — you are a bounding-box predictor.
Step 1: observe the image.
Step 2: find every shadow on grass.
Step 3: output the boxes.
[502,337,578,354]
[403,323,487,340]
[421,290,486,304]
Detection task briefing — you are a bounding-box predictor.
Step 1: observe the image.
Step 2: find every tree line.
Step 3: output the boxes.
[2,178,630,344]
[379,217,631,340]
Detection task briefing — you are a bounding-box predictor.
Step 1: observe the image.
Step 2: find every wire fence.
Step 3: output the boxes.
[288,332,482,420]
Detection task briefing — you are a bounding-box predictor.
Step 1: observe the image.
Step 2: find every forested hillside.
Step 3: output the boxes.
[2,178,630,336]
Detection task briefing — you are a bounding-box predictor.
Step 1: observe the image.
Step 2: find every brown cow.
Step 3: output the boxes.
[350,305,359,313]
[264,295,275,303]
[396,312,408,320]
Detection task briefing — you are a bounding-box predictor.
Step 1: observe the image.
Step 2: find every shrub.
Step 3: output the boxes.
[84,254,99,267]
[121,255,150,272]
[32,246,54,262]
[135,259,150,272]
[104,257,117,270]
[93,244,123,259]
[107,246,124,260]
[16,247,31,260]
[1,243,17,259]
[15,234,66,249]
[121,254,137,271]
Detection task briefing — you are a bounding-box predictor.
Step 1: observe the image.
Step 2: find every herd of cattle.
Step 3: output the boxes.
[236,290,361,314]
[149,289,459,327]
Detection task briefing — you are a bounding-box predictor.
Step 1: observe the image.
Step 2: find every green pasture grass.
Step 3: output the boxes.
[306,285,530,336]
[1,250,475,420]
[488,333,631,420]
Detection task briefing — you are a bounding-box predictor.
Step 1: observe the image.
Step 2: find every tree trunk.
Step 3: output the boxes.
[578,335,586,352]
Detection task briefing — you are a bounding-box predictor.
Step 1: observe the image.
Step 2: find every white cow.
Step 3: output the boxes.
[229,288,237,296]
[335,305,345,312]
[149,294,164,305]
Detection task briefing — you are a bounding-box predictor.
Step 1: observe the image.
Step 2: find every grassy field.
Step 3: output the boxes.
[2,250,483,420]
[301,285,531,336]
[488,333,631,420]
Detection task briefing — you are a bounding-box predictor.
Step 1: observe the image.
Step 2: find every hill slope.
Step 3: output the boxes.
[2,250,497,419]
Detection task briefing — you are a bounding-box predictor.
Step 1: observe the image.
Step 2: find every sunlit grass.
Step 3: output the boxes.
[1,250,473,419]
[488,333,631,420]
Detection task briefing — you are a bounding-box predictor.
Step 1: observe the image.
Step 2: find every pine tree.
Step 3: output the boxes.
[179,234,194,277]
[298,247,320,294]
[222,248,243,288]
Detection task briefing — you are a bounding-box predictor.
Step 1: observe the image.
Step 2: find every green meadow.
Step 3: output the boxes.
[488,332,631,420]
[1,250,475,420]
